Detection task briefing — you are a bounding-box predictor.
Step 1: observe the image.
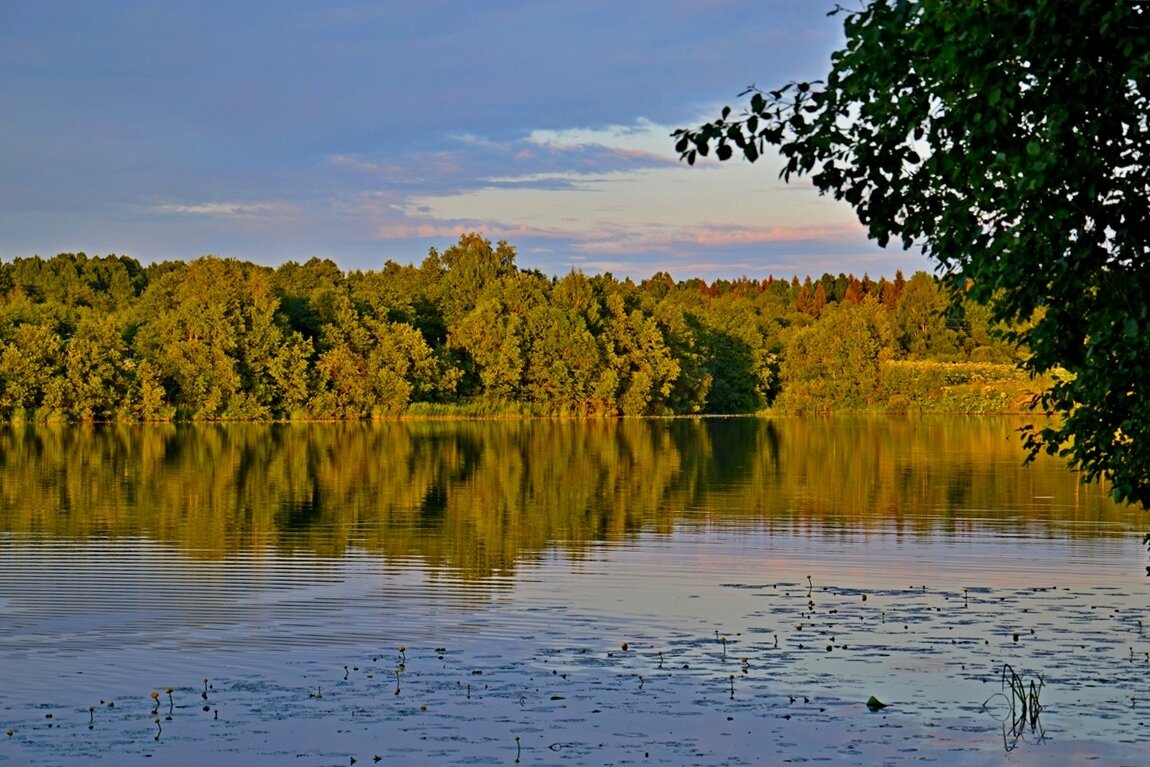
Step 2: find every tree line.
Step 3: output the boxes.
[0,233,1022,422]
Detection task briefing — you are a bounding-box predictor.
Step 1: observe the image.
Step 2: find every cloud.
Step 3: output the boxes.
[316,113,913,279]
[330,119,680,195]
[327,154,387,174]
[374,221,576,242]
[526,118,663,151]
[555,221,865,256]
[152,201,294,219]
[688,223,865,246]
[523,119,682,169]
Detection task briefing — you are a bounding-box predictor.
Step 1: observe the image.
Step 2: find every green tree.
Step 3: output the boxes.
[0,323,63,418]
[779,297,896,413]
[448,279,534,403]
[134,257,300,419]
[514,271,605,414]
[432,232,519,327]
[272,257,345,340]
[305,281,443,418]
[51,312,131,421]
[894,271,958,360]
[675,1,1150,505]
[691,293,779,413]
[594,288,680,415]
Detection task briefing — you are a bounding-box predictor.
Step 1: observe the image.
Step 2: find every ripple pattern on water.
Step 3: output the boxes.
[3,531,1150,766]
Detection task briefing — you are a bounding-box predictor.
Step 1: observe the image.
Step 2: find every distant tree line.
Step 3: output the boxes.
[0,233,1022,422]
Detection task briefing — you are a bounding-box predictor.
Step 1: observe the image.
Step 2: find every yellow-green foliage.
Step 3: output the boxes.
[0,247,1030,420]
[880,360,1039,414]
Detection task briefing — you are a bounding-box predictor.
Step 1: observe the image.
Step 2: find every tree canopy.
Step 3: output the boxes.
[674,0,1150,507]
[0,247,1024,423]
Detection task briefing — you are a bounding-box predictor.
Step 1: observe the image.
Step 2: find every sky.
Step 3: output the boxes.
[0,1,933,282]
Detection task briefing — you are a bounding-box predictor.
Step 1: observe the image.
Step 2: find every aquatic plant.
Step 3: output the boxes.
[983,663,1045,750]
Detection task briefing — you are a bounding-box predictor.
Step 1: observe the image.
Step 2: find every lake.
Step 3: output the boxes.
[1,417,1147,766]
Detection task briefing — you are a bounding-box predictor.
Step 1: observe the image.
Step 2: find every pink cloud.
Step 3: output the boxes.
[374,223,469,239]
[374,222,575,242]
[689,223,864,245]
[569,222,865,255]
[327,154,385,173]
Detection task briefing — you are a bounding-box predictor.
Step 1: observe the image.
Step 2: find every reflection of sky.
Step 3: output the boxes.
[3,527,1149,763]
[3,526,1145,680]
[0,1,932,280]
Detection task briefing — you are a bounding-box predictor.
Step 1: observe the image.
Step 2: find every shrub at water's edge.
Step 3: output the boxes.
[880,361,1050,415]
[778,359,1048,416]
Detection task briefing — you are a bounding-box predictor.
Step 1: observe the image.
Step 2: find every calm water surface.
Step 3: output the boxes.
[0,418,1147,766]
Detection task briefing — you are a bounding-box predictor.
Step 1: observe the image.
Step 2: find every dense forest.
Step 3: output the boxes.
[0,233,1033,422]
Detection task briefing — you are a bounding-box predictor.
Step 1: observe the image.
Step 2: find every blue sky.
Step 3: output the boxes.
[0,1,933,281]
